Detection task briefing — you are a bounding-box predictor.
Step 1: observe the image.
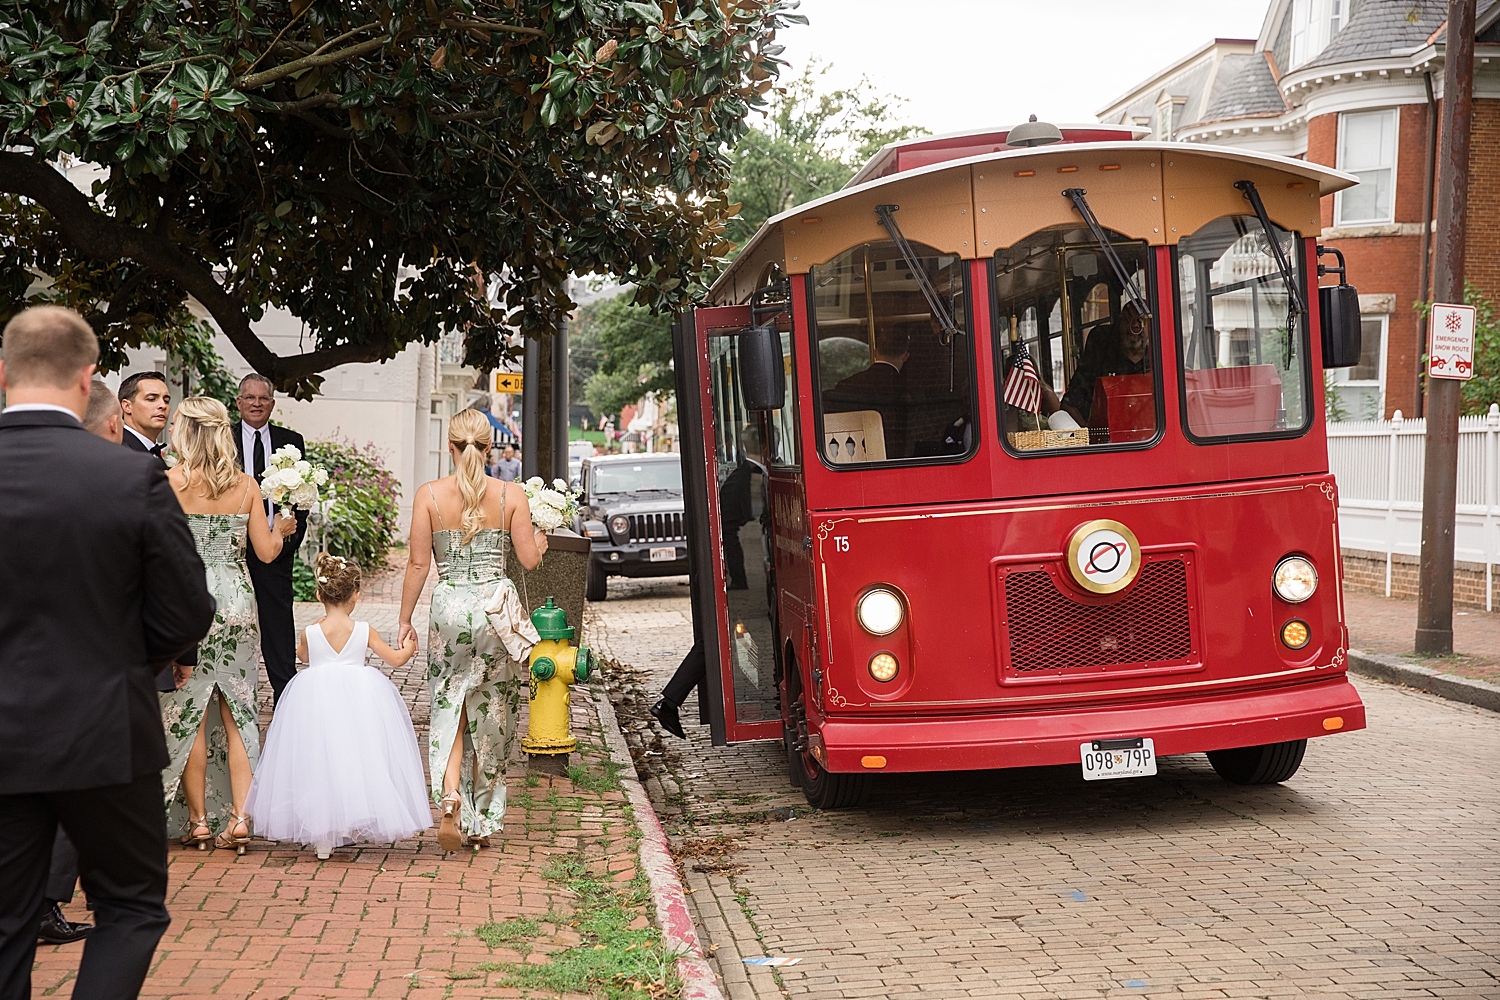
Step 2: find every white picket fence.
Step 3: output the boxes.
[1327,403,1500,610]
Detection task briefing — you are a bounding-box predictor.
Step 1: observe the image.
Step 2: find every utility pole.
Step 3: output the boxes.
[551,298,570,483]
[1415,0,1475,656]
[522,324,543,480]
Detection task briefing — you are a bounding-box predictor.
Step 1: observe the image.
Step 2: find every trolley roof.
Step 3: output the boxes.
[710,141,1358,303]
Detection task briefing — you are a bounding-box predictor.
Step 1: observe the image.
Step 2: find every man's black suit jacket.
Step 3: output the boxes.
[0,409,215,794]
[119,432,185,690]
[231,421,310,562]
[122,428,163,461]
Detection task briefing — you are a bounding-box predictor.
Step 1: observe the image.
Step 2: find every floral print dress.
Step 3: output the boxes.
[426,496,525,840]
[159,511,261,836]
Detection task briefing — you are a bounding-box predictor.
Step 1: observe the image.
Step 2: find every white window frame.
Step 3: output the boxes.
[1331,313,1387,390]
[1289,0,1346,71]
[1334,109,1399,226]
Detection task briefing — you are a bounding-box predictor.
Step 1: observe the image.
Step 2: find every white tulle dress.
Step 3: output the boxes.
[246,621,432,854]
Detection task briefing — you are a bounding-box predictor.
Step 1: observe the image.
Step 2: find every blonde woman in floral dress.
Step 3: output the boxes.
[399,408,546,851]
[161,397,296,852]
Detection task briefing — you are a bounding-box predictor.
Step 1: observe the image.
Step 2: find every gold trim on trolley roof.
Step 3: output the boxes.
[853,483,1313,524]
[837,661,1330,710]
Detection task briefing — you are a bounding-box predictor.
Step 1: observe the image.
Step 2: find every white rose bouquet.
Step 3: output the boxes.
[520,476,582,533]
[261,444,333,517]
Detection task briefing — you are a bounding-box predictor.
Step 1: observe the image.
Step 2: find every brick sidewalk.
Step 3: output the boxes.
[592,575,1500,1000]
[1345,589,1500,684]
[32,572,660,1000]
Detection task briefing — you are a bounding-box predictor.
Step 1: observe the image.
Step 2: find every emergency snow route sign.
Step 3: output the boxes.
[1429,303,1476,381]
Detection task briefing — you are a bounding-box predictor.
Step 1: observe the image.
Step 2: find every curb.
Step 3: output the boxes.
[1347,650,1500,713]
[592,688,724,1000]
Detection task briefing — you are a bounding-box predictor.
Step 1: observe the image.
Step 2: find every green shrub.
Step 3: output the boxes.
[304,439,402,572]
[292,554,317,602]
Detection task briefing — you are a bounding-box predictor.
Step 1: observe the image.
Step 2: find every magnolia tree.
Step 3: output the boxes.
[0,0,803,396]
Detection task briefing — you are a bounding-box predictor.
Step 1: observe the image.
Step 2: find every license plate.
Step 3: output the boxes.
[649,547,677,562]
[1080,738,1157,780]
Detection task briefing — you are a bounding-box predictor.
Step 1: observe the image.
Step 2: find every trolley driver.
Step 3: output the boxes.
[1060,301,1151,426]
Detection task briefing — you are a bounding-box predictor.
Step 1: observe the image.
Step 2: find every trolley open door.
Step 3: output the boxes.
[673,305,787,745]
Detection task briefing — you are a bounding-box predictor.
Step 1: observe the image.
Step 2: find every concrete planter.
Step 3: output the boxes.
[506,528,592,642]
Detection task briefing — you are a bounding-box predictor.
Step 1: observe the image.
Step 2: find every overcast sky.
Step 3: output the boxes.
[773,0,1273,137]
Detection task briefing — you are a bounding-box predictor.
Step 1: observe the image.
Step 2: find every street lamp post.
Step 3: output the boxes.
[1415,0,1476,656]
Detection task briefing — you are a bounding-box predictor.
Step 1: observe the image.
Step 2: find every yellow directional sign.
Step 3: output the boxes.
[490,371,524,394]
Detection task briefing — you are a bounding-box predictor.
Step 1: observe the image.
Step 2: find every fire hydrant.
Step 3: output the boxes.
[521,598,592,773]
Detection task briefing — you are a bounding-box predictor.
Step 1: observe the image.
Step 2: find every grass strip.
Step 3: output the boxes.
[453,855,682,999]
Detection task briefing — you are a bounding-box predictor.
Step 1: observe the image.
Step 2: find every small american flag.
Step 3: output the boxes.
[1003,341,1042,412]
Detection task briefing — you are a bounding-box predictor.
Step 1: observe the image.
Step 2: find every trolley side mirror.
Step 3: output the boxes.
[738,325,785,411]
[1317,244,1361,368]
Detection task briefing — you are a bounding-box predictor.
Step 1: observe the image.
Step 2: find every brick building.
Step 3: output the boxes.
[1098,0,1500,420]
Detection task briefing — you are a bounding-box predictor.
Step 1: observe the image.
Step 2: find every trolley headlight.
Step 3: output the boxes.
[856,588,904,636]
[608,515,630,542]
[1272,556,1318,603]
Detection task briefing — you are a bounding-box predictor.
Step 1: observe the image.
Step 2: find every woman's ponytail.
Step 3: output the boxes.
[447,408,494,544]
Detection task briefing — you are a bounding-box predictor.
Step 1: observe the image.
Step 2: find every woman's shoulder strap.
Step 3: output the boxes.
[427,482,446,530]
[237,474,254,514]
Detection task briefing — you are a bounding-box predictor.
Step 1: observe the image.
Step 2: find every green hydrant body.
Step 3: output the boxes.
[521,598,592,758]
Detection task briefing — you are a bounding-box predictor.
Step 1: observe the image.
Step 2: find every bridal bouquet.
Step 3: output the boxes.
[261,444,332,517]
[521,476,582,533]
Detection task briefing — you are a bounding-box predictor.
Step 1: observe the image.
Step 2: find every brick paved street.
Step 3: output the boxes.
[1345,590,1500,684]
[32,559,657,1000]
[592,576,1500,1000]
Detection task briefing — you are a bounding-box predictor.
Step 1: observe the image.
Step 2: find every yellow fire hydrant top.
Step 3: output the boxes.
[521,598,592,757]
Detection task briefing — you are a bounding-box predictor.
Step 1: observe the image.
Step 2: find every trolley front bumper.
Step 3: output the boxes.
[819,675,1367,774]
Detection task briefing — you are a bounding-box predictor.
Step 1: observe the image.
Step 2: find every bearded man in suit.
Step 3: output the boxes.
[230,373,308,705]
[116,371,171,462]
[0,305,215,999]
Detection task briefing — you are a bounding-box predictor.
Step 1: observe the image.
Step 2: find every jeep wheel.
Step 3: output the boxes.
[585,560,608,602]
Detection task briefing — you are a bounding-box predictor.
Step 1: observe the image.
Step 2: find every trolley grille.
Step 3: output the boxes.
[1002,558,1194,675]
[628,512,685,543]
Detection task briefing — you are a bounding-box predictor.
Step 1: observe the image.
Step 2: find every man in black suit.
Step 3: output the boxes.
[33,380,130,952]
[823,321,914,458]
[0,306,215,1000]
[117,370,171,459]
[231,373,308,705]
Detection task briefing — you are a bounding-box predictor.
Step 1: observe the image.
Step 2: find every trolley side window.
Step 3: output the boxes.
[1175,215,1311,441]
[810,242,974,466]
[992,228,1160,453]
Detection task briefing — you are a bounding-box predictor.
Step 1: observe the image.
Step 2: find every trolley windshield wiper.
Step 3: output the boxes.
[873,203,961,344]
[1061,188,1151,317]
[1232,180,1306,323]
[1233,180,1305,364]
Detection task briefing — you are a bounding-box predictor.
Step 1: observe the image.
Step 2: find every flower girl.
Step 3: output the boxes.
[246,553,431,858]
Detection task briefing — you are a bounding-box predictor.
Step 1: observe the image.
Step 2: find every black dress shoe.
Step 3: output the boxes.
[650,699,686,739]
[37,903,92,945]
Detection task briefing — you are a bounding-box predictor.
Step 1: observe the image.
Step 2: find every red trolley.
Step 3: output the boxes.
[671,125,1368,807]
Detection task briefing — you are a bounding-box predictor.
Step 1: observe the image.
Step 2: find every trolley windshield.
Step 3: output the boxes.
[992,227,1158,453]
[810,242,973,466]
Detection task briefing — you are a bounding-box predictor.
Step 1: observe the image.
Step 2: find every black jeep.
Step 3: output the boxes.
[576,453,688,601]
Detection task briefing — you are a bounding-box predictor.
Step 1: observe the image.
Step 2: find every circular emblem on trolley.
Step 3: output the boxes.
[1066,519,1142,595]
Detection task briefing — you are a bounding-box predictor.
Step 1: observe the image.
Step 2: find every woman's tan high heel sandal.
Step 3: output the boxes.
[215,812,252,855]
[181,816,214,851]
[437,792,464,852]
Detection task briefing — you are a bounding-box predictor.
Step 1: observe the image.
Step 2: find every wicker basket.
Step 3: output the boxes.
[1007,428,1091,451]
